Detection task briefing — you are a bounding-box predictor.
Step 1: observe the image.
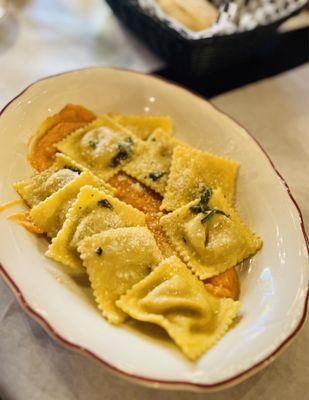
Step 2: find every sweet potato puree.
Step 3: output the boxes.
[28,104,96,171]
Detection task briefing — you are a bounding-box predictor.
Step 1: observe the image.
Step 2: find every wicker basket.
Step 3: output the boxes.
[105,0,302,77]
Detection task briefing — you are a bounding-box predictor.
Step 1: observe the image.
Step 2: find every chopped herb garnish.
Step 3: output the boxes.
[97,199,113,209]
[63,165,82,174]
[189,185,212,214]
[189,186,228,224]
[149,171,166,181]
[199,186,213,212]
[89,140,97,149]
[190,205,202,214]
[96,247,103,256]
[201,209,229,223]
[110,138,134,168]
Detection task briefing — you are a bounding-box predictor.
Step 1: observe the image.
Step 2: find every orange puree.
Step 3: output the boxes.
[28,104,96,171]
[0,199,24,212]
[205,268,240,300]
[108,172,174,257]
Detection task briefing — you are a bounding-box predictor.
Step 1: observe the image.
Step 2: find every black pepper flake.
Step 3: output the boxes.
[97,199,113,209]
[63,165,82,174]
[96,247,103,256]
[149,171,166,181]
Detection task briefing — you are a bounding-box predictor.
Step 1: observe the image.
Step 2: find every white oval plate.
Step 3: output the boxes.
[0,68,308,392]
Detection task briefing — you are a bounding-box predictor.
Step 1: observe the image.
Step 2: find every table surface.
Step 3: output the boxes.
[0,1,308,399]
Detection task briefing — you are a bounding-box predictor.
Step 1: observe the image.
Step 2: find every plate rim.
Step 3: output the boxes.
[0,66,308,392]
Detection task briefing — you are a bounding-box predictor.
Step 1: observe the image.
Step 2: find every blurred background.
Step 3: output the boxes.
[0,0,308,105]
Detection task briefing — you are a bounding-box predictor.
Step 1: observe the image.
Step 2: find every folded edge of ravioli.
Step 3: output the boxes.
[117,256,240,360]
[108,114,173,140]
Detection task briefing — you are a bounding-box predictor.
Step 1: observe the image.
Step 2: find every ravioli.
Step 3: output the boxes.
[161,188,262,279]
[117,256,240,360]
[123,129,179,195]
[78,227,162,324]
[56,115,145,180]
[161,145,239,211]
[108,114,173,140]
[13,153,89,207]
[46,186,146,270]
[30,170,110,237]
[9,105,266,361]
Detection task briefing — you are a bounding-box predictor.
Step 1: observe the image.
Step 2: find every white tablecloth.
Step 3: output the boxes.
[0,1,308,399]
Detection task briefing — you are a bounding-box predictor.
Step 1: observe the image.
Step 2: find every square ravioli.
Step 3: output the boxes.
[108,114,173,140]
[56,115,145,181]
[13,153,87,207]
[123,129,179,195]
[46,186,146,270]
[161,188,262,279]
[117,256,240,360]
[78,227,162,324]
[161,145,239,211]
[29,169,111,237]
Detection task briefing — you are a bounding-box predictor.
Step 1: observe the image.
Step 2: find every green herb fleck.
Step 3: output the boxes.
[189,186,228,224]
[199,186,213,212]
[126,136,133,145]
[89,140,97,149]
[190,205,202,214]
[201,209,228,223]
[63,165,82,174]
[110,137,134,168]
[149,171,166,181]
[96,247,103,256]
[189,185,212,214]
[97,199,113,209]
